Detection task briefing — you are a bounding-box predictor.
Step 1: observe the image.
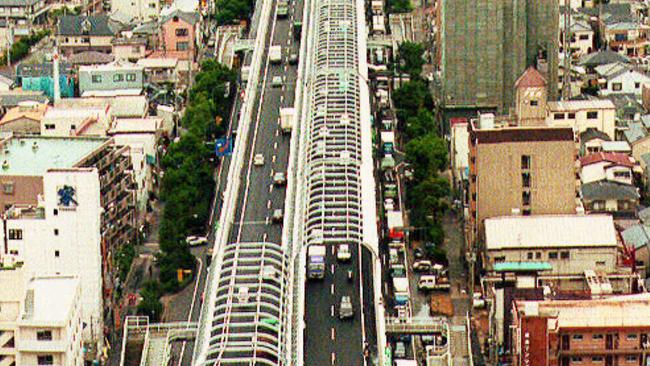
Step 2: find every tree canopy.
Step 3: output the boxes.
[397,41,425,78]
[405,133,448,181]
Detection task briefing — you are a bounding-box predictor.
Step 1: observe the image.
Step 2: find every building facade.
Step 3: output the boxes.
[78,62,144,97]
[511,294,650,366]
[57,15,120,56]
[468,117,577,243]
[546,100,617,140]
[439,0,559,115]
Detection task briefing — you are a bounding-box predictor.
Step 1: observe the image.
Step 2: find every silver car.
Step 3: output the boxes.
[339,296,353,319]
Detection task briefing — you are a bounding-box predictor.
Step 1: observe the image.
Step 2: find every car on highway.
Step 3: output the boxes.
[186,236,208,246]
[254,153,265,166]
[339,296,353,319]
[271,76,283,87]
[289,53,298,65]
[273,172,286,185]
[272,208,284,223]
[413,259,432,272]
[336,244,351,261]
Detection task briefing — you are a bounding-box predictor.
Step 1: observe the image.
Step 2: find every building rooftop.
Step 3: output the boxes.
[55,96,147,118]
[581,180,640,201]
[0,136,107,176]
[78,60,143,72]
[81,89,143,97]
[0,102,48,125]
[0,0,42,6]
[485,214,617,250]
[601,141,631,152]
[622,224,650,250]
[68,50,115,65]
[0,92,48,107]
[547,99,615,111]
[57,15,121,37]
[595,62,642,80]
[580,152,634,168]
[22,276,79,325]
[136,57,179,68]
[578,50,630,68]
[517,293,650,329]
[623,122,647,143]
[514,66,546,88]
[109,117,162,134]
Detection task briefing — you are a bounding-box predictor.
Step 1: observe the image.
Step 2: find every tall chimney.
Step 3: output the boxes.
[53,47,61,104]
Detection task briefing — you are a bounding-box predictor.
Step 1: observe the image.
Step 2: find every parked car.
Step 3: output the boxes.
[337,244,351,261]
[254,154,265,166]
[394,341,406,358]
[186,236,208,246]
[413,260,432,272]
[271,76,283,87]
[339,296,354,319]
[413,247,425,260]
[289,53,298,64]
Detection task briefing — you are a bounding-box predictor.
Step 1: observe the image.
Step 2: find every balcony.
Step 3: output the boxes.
[17,339,67,353]
[557,347,647,356]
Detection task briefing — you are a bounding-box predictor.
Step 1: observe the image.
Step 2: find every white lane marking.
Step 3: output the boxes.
[331,264,335,274]
[274,142,278,150]
[287,39,292,46]
[272,155,277,163]
[177,256,203,365]
[265,216,270,225]
[331,327,335,340]
[269,184,273,193]
[270,168,275,177]
[330,284,334,294]
[275,129,280,137]
[262,232,267,242]
[331,352,335,365]
[330,305,334,317]
[284,65,288,72]
[280,94,284,103]
[267,200,272,209]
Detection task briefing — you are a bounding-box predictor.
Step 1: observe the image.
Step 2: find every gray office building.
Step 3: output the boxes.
[438,0,558,115]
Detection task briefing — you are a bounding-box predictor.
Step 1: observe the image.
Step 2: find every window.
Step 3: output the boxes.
[148,2,156,7]
[37,330,52,341]
[592,356,603,362]
[521,155,531,169]
[37,355,53,365]
[535,252,541,259]
[527,252,533,260]
[494,256,505,262]
[2,182,13,195]
[55,250,60,258]
[126,73,136,82]
[579,34,589,40]
[70,124,76,130]
[9,249,18,255]
[554,113,565,120]
[592,334,604,339]
[175,28,188,36]
[522,172,531,188]
[614,171,631,179]
[522,191,531,205]
[54,229,58,236]
[572,334,583,340]
[625,356,638,362]
[571,356,582,363]
[530,100,538,106]
[560,251,570,259]
[549,252,558,259]
[113,74,124,82]
[587,111,598,119]
[91,75,102,83]
[612,82,622,91]
[176,41,189,51]
[522,209,531,216]
[53,209,58,216]
[596,261,606,266]
[627,333,638,340]
[618,200,631,210]
[568,112,576,119]
[44,124,55,130]
[635,82,641,89]
[592,200,606,210]
[132,46,141,53]
[8,229,22,240]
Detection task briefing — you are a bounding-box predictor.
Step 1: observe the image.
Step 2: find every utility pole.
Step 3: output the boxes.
[5,16,12,67]
[562,6,571,100]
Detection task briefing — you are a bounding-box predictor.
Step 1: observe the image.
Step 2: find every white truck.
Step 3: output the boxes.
[393,277,410,306]
[386,211,404,232]
[241,65,250,82]
[269,45,282,64]
[279,107,295,133]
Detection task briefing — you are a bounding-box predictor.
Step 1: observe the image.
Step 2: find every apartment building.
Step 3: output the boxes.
[78,61,145,97]
[467,115,577,245]
[511,294,650,366]
[0,135,136,341]
[0,261,84,366]
[0,0,49,32]
[485,214,619,276]
[57,15,121,56]
[546,100,617,140]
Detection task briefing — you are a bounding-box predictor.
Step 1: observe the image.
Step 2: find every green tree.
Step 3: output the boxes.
[398,41,425,78]
[392,80,430,122]
[405,134,448,181]
[137,281,163,321]
[405,108,438,139]
[388,0,412,13]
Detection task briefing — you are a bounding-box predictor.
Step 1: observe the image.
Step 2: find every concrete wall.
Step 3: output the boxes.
[546,107,616,140]
[161,16,195,61]
[0,175,42,214]
[78,67,144,95]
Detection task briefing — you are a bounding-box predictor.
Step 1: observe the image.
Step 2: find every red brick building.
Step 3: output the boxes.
[511,294,650,366]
